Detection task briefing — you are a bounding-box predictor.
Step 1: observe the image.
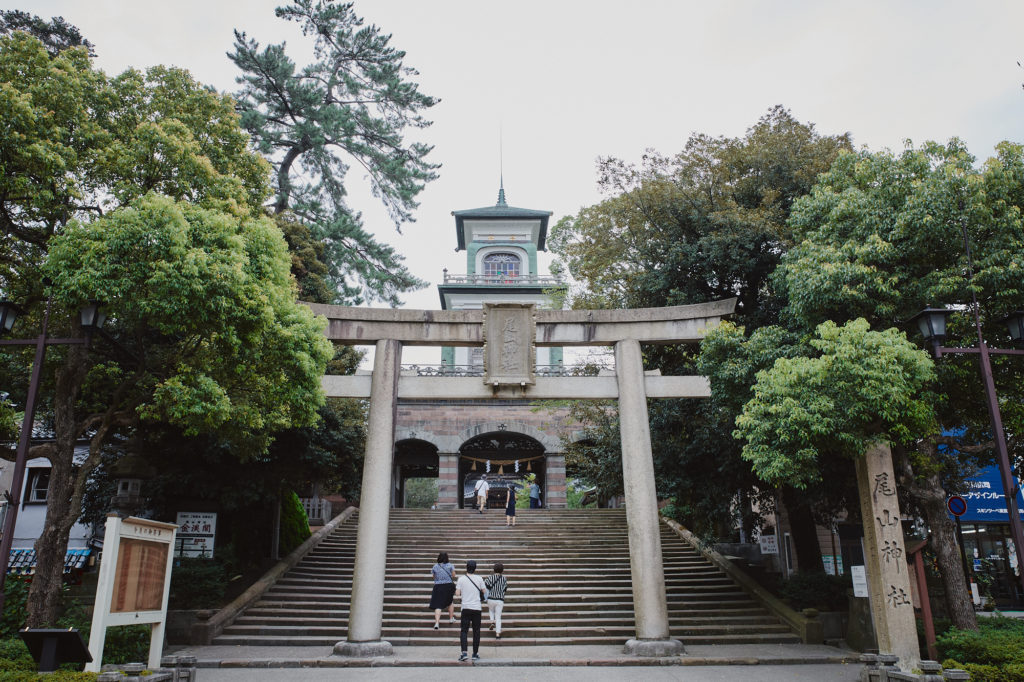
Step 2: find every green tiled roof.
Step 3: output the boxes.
[452,185,553,251]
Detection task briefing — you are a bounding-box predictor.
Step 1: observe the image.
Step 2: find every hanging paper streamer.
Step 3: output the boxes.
[486,460,491,473]
[515,460,519,473]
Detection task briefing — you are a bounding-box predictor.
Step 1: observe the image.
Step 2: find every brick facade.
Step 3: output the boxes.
[395,400,576,509]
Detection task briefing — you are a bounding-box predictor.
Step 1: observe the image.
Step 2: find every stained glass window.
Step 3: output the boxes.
[482,253,521,279]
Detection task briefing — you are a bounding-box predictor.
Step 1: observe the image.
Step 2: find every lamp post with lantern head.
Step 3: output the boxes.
[0,297,106,613]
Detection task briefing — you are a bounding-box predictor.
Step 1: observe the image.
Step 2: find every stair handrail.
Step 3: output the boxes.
[191,506,357,645]
[661,516,824,645]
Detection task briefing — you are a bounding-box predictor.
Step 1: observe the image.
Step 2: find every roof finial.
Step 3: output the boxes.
[497,124,507,206]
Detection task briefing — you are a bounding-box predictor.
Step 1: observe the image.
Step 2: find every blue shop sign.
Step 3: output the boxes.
[951,465,1024,523]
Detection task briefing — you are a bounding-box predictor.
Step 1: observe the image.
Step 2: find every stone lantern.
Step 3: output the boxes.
[108,442,156,516]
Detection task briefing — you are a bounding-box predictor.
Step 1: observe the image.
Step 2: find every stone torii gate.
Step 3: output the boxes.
[306,299,736,657]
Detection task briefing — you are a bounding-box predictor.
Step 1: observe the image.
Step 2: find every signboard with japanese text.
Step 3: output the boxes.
[950,466,1024,523]
[87,515,177,672]
[174,512,217,558]
[851,565,868,597]
[822,554,844,576]
[758,534,779,555]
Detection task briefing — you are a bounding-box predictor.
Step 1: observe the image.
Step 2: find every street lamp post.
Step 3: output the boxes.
[910,214,1024,599]
[0,298,105,613]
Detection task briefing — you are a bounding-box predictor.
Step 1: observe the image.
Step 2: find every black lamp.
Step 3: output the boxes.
[909,306,952,348]
[79,300,106,331]
[0,300,22,334]
[1000,310,1024,345]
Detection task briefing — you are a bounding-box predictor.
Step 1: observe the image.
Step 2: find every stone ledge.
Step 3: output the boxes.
[195,653,859,668]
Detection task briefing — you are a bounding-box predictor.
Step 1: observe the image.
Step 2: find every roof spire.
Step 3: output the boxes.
[497,124,507,206]
[496,175,507,207]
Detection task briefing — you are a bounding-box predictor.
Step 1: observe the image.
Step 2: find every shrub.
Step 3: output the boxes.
[941,660,1024,682]
[935,616,1024,667]
[0,578,30,638]
[169,557,229,610]
[0,638,34,671]
[778,571,851,611]
[279,490,311,555]
[0,636,99,678]
[98,625,150,665]
[0,671,97,681]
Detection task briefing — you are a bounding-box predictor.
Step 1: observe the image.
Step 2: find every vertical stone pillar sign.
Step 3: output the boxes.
[854,442,919,671]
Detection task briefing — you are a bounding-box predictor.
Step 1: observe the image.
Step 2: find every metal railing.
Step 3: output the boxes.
[400,364,601,377]
[441,272,565,286]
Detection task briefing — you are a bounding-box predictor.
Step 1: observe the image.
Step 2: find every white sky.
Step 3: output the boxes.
[7,1,1024,365]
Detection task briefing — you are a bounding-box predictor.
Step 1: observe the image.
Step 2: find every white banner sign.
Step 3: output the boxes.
[851,565,868,597]
[174,512,217,558]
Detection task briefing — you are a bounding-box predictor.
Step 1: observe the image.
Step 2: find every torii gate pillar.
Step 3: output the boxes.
[617,338,683,654]
[334,339,401,657]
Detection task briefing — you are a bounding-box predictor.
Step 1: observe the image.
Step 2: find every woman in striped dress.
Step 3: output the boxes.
[484,562,509,639]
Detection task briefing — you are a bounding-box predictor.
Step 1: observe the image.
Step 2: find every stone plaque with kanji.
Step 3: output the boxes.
[482,303,535,386]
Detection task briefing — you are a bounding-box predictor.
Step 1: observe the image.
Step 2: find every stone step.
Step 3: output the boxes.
[218,508,797,648]
[232,612,782,627]
[212,631,802,647]
[245,600,766,615]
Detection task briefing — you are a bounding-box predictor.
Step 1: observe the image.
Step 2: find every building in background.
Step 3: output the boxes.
[392,186,575,509]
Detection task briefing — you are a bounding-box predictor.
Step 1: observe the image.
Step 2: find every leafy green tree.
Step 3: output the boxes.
[403,478,438,508]
[0,33,333,626]
[769,140,1024,629]
[734,320,937,486]
[229,0,438,305]
[549,108,851,554]
[31,194,332,625]
[0,10,94,57]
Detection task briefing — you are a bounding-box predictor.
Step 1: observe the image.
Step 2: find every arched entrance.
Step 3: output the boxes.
[458,430,544,510]
[392,438,438,508]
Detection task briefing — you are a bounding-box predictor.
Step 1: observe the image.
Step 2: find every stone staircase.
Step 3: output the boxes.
[214,508,800,647]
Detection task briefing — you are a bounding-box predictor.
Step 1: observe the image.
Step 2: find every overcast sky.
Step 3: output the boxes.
[7,1,1024,363]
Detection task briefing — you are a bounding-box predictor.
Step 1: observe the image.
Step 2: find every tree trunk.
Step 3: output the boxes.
[781,486,825,573]
[919,472,977,630]
[894,448,978,631]
[26,345,88,628]
[26,451,75,627]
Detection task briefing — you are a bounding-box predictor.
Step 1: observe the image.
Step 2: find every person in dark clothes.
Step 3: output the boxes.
[505,485,517,527]
[454,559,486,661]
[429,551,457,629]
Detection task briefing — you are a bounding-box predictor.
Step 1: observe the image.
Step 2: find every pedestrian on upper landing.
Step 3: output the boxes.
[455,559,487,661]
[505,486,516,527]
[529,480,542,509]
[485,562,509,639]
[429,551,457,629]
[474,474,489,514]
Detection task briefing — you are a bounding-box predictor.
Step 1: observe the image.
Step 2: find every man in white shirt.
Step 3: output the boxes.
[473,475,489,514]
[454,559,487,661]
